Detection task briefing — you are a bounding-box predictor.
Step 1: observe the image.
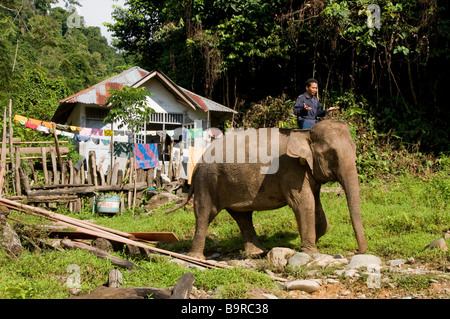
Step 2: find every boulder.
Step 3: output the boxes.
[0,220,22,258]
[266,247,296,271]
[284,280,321,293]
[346,254,382,269]
[288,252,311,268]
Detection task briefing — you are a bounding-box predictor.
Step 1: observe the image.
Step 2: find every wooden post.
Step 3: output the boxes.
[9,100,16,194]
[0,107,8,195]
[89,151,97,187]
[52,123,63,169]
[14,147,21,196]
[168,137,174,181]
[41,147,48,185]
[49,146,58,185]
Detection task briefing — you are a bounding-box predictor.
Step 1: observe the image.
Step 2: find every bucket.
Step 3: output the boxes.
[96,195,120,214]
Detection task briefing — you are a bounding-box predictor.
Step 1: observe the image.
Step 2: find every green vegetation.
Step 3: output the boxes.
[1,169,448,299]
[1,0,127,120]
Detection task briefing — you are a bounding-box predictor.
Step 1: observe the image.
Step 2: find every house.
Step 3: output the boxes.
[51,66,237,179]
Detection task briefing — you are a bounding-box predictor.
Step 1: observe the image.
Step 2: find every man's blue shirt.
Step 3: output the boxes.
[294,92,327,125]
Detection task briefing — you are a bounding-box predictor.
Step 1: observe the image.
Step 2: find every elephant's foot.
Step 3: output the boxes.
[187,251,206,260]
[244,242,268,258]
[300,246,319,256]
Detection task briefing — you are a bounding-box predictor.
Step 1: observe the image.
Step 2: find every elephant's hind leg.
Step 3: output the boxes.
[227,210,268,258]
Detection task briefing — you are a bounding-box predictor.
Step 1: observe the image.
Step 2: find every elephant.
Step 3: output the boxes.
[167,120,367,260]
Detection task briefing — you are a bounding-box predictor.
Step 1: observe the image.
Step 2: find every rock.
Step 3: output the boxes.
[288,252,311,267]
[108,269,123,288]
[346,254,382,269]
[0,221,22,258]
[424,237,448,251]
[266,247,296,271]
[284,280,321,293]
[386,259,407,267]
[307,254,348,268]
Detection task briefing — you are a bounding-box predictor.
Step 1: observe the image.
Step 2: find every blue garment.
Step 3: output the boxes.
[294,92,328,129]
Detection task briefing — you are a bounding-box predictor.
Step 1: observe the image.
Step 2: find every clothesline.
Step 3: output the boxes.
[13,114,135,140]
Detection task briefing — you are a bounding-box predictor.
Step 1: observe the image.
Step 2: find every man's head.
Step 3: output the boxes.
[305,78,318,97]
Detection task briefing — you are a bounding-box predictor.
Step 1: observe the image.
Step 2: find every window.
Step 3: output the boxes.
[86,107,109,120]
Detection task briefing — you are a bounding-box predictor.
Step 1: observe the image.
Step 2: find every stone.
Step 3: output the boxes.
[284,280,321,293]
[424,237,448,251]
[386,259,407,267]
[288,252,311,267]
[266,247,296,271]
[108,269,123,288]
[0,221,22,258]
[307,254,348,268]
[346,254,382,269]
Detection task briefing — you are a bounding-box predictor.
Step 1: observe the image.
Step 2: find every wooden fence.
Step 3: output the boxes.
[0,105,160,213]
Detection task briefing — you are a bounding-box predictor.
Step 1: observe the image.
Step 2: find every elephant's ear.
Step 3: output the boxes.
[286,131,313,171]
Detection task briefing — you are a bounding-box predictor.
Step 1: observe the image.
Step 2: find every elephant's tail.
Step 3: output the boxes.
[165,183,194,214]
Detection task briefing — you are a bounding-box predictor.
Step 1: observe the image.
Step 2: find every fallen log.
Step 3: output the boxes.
[61,239,135,270]
[48,231,179,242]
[0,198,230,269]
[67,286,172,299]
[169,272,195,299]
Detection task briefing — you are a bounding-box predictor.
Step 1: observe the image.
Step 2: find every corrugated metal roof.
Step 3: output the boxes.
[60,66,150,105]
[55,67,236,122]
[181,88,237,113]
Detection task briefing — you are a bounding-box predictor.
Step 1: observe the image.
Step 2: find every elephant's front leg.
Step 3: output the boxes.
[290,190,318,255]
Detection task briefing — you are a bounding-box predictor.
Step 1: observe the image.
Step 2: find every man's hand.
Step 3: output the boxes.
[303,103,312,111]
[327,106,340,111]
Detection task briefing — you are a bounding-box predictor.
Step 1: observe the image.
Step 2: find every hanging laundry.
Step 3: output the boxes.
[188,146,205,184]
[80,127,92,136]
[101,139,110,146]
[56,124,70,130]
[36,126,50,134]
[74,135,91,142]
[114,130,124,136]
[42,121,53,129]
[91,137,100,145]
[113,142,133,158]
[14,115,27,123]
[60,131,74,139]
[29,118,42,126]
[104,130,113,136]
[134,143,160,169]
[187,128,203,139]
[93,129,103,136]
[25,122,38,130]
[126,130,133,137]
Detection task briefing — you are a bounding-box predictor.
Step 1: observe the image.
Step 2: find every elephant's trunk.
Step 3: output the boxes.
[338,166,367,254]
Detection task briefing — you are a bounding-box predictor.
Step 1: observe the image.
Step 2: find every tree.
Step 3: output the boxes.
[104,86,154,211]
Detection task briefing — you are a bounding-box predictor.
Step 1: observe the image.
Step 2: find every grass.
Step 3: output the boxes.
[0,172,449,299]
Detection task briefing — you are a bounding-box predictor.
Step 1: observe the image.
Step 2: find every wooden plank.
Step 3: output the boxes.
[0,198,230,269]
[0,146,70,155]
[6,140,69,145]
[48,231,179,242]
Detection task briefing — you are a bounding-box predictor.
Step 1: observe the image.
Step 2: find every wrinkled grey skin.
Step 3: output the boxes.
[168,120,367,260]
